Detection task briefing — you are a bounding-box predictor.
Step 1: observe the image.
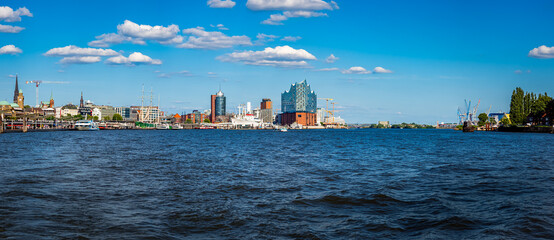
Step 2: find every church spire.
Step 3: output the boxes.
[79,91,84,108]
[13,74,19,103]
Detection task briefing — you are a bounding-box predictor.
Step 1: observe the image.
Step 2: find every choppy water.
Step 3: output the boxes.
[0,129,553,239]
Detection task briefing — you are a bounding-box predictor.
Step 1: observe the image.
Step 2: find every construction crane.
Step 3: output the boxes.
[330,102,339,124]
[25,80,42,107]
[25,80,69,107]
[318,98,333,124]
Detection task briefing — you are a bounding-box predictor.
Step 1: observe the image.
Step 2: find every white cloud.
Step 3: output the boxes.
[89,33,146,47]
[342,66,371,74]
[117,20,181,43]
[262,10,327,25]
[216,24,228,30]
[528,45,554,59]
[0,24,24,33]
[315,67,339,71]
[325,54,338,63]
[255,33,279,45]
[217,45,316,67]
[89,20,182,47]
[281,36,301,42]
[246,0,333,11]
[0,44,22,55]
[158,70,192,78]
[373,66,393,73]
[44,45,119,57]
[0,6,33,22]
[60,56,101,64]
[207,0,236,8]
[105,52,162,65]
[178,27,252,49]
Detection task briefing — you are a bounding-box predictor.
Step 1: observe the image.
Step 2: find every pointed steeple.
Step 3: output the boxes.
[50,90,53,100]
[79,91,84,108]
[13,74,19,103]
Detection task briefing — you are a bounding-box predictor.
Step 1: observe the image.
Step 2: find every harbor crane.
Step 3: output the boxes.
[457,99,480,125]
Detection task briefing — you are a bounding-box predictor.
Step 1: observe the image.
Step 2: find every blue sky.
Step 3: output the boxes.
[1,0,553,123]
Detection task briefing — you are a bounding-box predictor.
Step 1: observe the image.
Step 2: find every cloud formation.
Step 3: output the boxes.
[325,54,338,63]
[316,67,340,71]
[528,45,554,59]
[255,33,279,45]
[0,24,24,33]
[342,66,371,74]
[89,20,183,47]
[246,0,334,11]
[249,0,338,25]
[281,36,301,42]
[262,10,327,25]
[60,56,101,64]
[105,52,162,65]
[0,44,22,55]
[373,66,393,73]
[217,45,316,67]
[0,6,33,22]
[44,45,119,57]
[178,27,252,49]
[207,0,236,8]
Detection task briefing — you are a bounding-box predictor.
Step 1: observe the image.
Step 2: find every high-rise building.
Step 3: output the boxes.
[210,94,217,123]
[281,79,317,126]
[215,90,226,117]
[261,98,272,109]
[13,75,19,103]
[259,99,273,123]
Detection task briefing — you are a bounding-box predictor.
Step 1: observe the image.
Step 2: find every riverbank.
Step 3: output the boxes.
[497,125,554,133]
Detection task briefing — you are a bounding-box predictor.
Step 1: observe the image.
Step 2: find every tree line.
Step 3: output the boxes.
[509,87,553,125]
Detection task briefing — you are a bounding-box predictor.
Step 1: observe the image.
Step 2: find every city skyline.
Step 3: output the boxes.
[1,0,554,123]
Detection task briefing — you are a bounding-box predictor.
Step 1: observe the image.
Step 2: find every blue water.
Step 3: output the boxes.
[0,129,552,239]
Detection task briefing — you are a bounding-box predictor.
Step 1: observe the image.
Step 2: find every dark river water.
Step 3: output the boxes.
[0,129,552,239]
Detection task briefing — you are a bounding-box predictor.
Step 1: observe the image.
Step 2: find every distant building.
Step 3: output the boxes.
[259,99,273,123]
[378,121,390,127]
[281,79,317,126]
[215,90,226,122]
[78,92,92,116]
[130,106,160,123]
[173,113,182,123]
[16,89,24,109]
[210,94,217,123]
[115,107,131,120]
[184,110,208,123]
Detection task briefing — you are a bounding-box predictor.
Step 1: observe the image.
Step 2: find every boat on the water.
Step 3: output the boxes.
[75,120,99,131]
[462,121,475,132]
[156,123,171,130]
[280,127,288,132]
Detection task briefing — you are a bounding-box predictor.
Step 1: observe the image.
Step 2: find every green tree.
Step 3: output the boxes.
[509,87,525,125]
[185,119,192,123]
[477,113,488,126]
[112,113,123,121]
[500,117,511,126]
[103,116,111,121]
[203,118,211,123]
[91,116,98,121]
[24,105,31,109]
[546,100,554,125]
